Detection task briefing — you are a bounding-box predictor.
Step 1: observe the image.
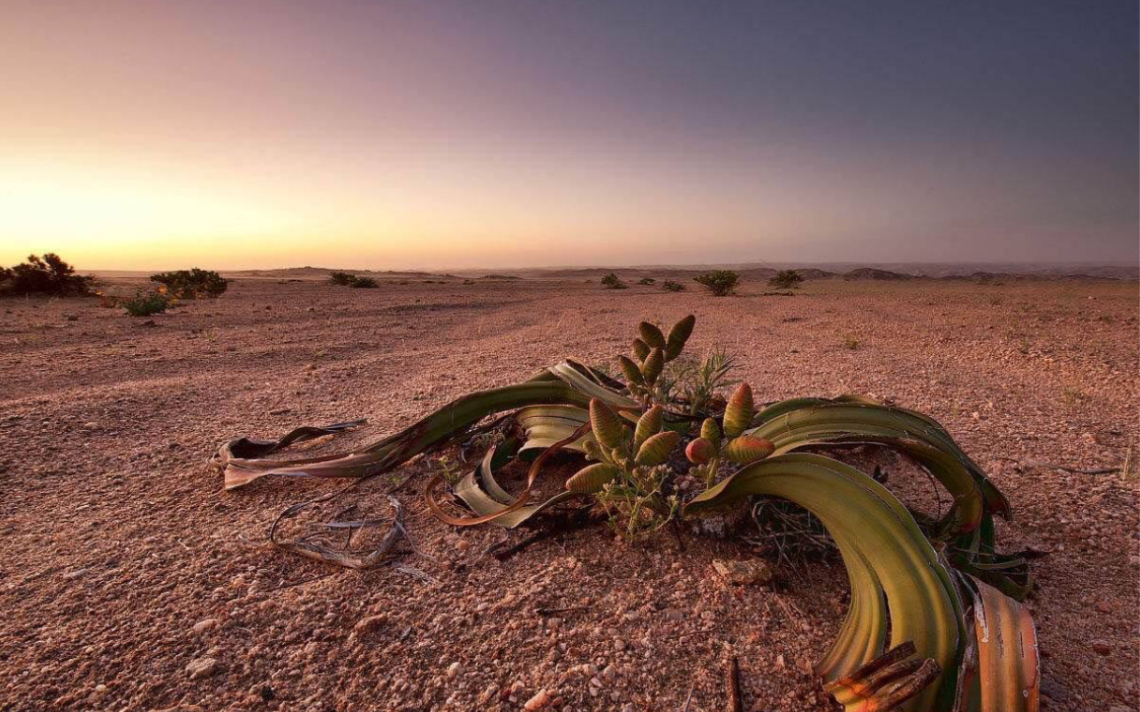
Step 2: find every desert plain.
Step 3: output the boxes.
[0,271,1137,712]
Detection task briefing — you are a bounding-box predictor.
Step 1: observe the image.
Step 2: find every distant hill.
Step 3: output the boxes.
[230,266,458,281]
[843,267,910,281]
[794,268,837,280]
[95,261,1131,283]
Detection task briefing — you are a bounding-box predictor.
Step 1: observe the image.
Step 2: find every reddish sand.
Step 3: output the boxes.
[0,275,1136,711]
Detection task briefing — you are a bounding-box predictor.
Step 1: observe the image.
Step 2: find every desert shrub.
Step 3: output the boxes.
[349,276,379,289]
[638,277,656,285]
[122,291,170,317]
[0,253,93,297]
[601,273,627,290]
[329,271,356,286]
[769,270,804,290]
[150,268,227,299]
[842,335,861,350]
[661,280,686,292]
[693,270,739,297]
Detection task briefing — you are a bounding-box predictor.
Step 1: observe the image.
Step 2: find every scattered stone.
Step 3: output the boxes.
[712,558,773,585]
[524,689,551,710]
[185,657,219,679]
[269,408,291,415]
[192,618,219,634]
[446,661,462,679]
[477,684,499,705]
[62,568,88,581]
[354,614,387,633]
[1092,641,1112,655]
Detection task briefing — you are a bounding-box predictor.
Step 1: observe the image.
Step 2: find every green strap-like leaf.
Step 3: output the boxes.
[453,441,585,529]
[684,453,964,712]
[746,401,1010,519]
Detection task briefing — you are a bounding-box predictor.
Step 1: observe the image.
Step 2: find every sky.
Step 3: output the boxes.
[1,0,1136,270]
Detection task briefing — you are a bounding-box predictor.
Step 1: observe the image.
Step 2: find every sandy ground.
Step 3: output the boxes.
[0,276,1137,712]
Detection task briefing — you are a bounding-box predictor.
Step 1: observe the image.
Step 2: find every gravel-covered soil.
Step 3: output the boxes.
[0,275,1136,712]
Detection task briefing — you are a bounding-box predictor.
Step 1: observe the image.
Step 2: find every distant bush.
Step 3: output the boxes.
[661,280,686,292]
[769,270,804,290]
[693,270,739,297]
[601,273,627,290]
[122,291,170,317]
[0,253,93,297]
[150,268,227,299]
[329,271,356,286]
[349,276,379,289]
[638,277,656,285]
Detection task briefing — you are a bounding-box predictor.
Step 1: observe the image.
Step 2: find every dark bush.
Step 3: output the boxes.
[329,271,356,286]
[661,280,686,292]
[0,253,93,297]
[122,292,169,317]
[601,273,627,290]
[150,268,227,299]
[349,276,379,289]
[638,277,656,285]
[769,270,805,290]
[693,270,739,297]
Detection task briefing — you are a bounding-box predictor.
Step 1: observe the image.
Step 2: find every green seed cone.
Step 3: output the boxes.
[638,321,666,349]
[589,398,627,449]
[723,383,755,437]
[685,437,716,464]
[664,314,696,361]
[566,463,620,493]
[700,418,721,447]
[631,338,651,361]
[723,435,774,464]
[635,431,680,467]
[641,347,665,385]
[634,405,663,450]
[618,355,644,386]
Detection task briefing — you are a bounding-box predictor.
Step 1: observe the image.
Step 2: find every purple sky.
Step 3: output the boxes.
[1,0,1136,269]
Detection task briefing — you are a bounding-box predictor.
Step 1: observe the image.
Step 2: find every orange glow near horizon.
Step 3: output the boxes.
[1,1,1135,270]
